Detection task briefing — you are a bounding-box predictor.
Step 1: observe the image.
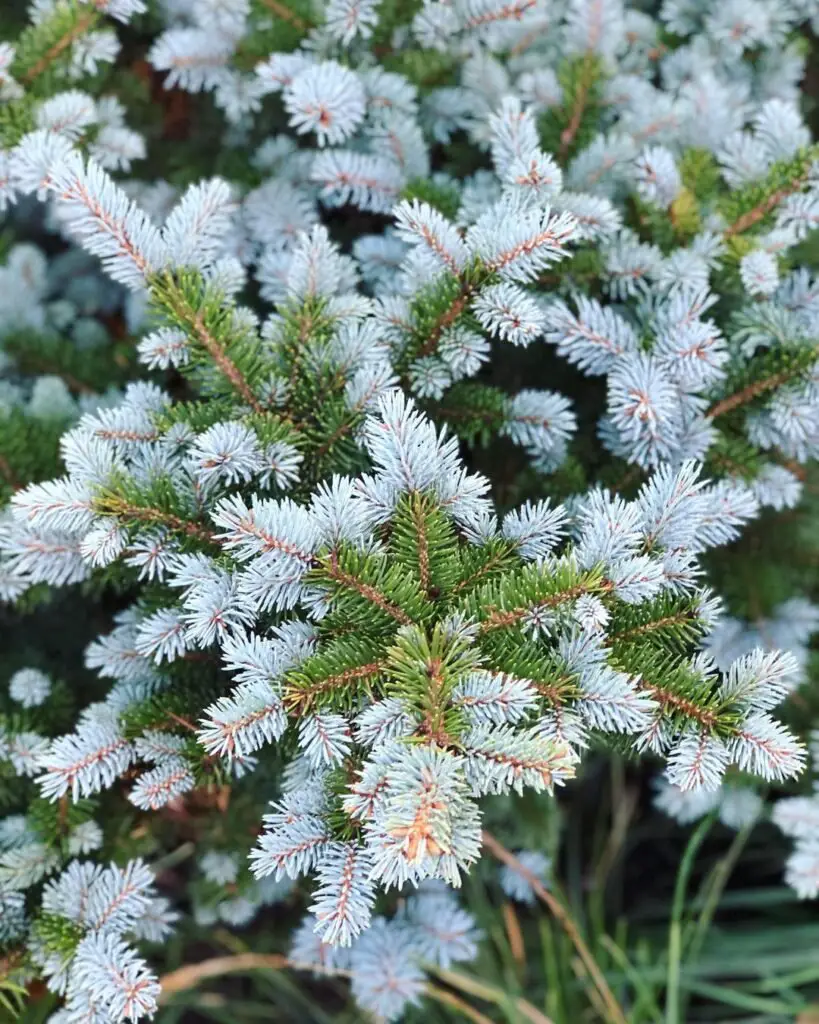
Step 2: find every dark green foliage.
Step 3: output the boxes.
[396,267,476,374]
[3,327,135,394]
[0,410,69,505]
[703,431,764,481]
[401,177,462,221]
[605,592,710,658]
[284,637,386,715]
[538,55,605,161]
[28,797,100,854]
[711,341,819,419]
[458,559,606,632]
[10,1,99,90]
[150,271,272,400]
[434,381,510,447]
[718,146,819,235]
[0,97,36,149]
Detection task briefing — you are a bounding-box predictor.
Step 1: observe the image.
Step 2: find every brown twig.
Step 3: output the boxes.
[324,552,413,624]
[159,953,290,997]
[94,496,216,544]
[430,966,557,1024]
[558,53,596,162]
[22,10,97,84]
[161,279,263,414]
[166,711,199,734]
[158,951,499,1023]
[707,352,819,419]
[257,0,311,31]
[723,177,809,238]
[502,902,526,967]
[425,984,496,1024]
[481,830,627,1024]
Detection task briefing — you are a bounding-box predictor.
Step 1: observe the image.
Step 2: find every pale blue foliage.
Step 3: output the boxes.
[543,295,638,375]
[635,146,681,206]
[38,716,135,801]
[129,761,195,810]
[69,932,160,1021]
[499,849,551,904]
[3,855,172,1021]
[284,62,366,146]
[309,843,376,945]
[312,149,403,213]
[200,851,240,885]
[472,282,548,346]
[3,0,819,1013]
[349,918,426,1020]
[9,667,52,707]
[404,885,481,965]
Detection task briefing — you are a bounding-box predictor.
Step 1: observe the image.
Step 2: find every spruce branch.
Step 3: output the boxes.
[423,984,496,1024]
[257,0,313,31]
[478,577,612,633]
[724,176,811,238]
[558,54,597,162]
[93,494,217,545]
[4,0,819,1014]
[450,547,516,595]
[158,951,544,1024]
[22,11,98,85]
[607,610,702,646]
[321,551,415,625]
[707,347,819,419]
[638,681,718,730]
[418,280,478,361]
[155,275,264,415]
[284,660,387,714]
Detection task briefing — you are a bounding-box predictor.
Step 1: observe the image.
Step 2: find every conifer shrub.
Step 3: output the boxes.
[2,0,819,1020]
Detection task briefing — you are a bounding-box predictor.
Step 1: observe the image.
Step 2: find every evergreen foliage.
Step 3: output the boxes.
[2,0,819,1020]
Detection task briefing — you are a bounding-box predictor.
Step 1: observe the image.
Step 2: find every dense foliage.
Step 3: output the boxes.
[3,0,819,1021]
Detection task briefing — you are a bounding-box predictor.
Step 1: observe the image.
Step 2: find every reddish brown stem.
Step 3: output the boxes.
[257,0,311,30]
[480,580,611,632]
[707,354,818,419]
[22,10,97,84]
[418,283,476,359]
[162,279,263,414]
[724,177,809,238]
[324,553,413,625]
[284,661,386,713]
[606,611,699,645]
[558,54,596,162]
[638,682,717,728]
[95,496,216,544]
